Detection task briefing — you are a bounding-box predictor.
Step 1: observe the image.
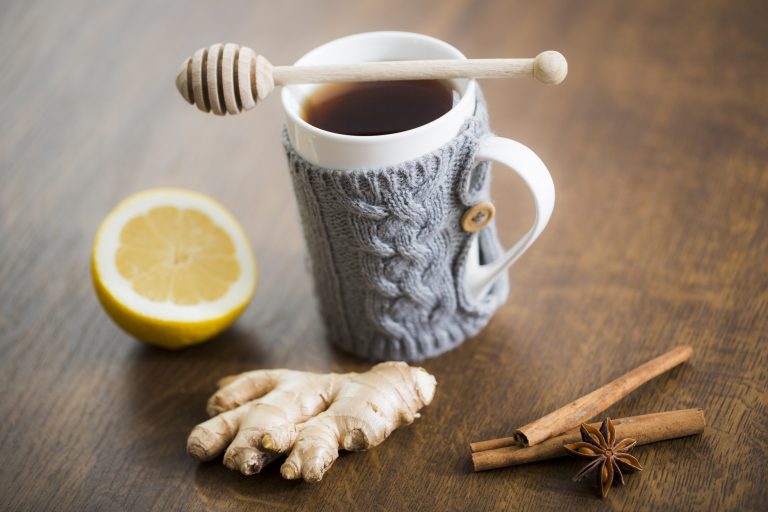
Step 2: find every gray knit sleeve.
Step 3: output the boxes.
[283,90,509,361]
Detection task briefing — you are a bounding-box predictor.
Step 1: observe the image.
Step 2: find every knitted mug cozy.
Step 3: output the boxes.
[284,91,509,361]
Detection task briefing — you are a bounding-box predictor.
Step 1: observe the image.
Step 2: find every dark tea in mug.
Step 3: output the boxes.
[301,79,455,136]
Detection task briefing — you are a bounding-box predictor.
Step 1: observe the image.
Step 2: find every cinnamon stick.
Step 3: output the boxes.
[471,345,694,451]
[470,434,517,453]
[472,408,705,472]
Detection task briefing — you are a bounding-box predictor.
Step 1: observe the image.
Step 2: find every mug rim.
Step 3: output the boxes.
[280,31,477,145]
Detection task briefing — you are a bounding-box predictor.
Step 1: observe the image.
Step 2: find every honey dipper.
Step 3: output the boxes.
[175,43,568,116]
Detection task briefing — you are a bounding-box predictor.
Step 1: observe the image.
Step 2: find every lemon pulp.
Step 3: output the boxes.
[115,206,240,305]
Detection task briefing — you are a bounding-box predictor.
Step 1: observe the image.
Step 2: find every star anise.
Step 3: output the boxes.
[563,418,643,498]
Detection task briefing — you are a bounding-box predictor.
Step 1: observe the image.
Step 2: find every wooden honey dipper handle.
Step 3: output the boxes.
[176,43,568,116]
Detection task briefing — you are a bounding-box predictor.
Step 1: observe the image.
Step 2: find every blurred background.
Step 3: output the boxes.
[4,0,764,339]
[3,0,765,358]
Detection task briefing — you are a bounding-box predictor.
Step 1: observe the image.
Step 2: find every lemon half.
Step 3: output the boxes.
[92,188,257,348]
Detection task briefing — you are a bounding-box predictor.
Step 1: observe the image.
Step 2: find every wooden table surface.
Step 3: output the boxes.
[1,0,766,510]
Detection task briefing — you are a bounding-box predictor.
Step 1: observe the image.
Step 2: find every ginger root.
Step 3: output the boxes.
[187,362,436,482]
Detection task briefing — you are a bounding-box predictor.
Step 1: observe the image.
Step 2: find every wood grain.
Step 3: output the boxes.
[1,0,766,510]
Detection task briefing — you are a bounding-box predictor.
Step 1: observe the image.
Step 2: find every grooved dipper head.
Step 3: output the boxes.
[175,43,274,115]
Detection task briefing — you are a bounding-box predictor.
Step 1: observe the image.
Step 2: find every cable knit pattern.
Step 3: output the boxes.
[284,91,509,361]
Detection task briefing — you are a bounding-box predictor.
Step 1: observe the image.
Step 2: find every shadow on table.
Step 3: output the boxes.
[191,451,362,506]
[124,325,273,424]
[192,458,303,506]
[119,323,370,489]
[127,324,272,365]
[119,326,274,467]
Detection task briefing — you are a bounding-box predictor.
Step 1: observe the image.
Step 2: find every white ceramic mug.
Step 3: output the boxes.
[282,31,554,299]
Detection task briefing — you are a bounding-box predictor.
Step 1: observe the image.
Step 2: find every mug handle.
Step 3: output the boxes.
[464,136,555,298]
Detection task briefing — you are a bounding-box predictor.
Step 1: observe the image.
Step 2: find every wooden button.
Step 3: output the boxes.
[461,202,496,233]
